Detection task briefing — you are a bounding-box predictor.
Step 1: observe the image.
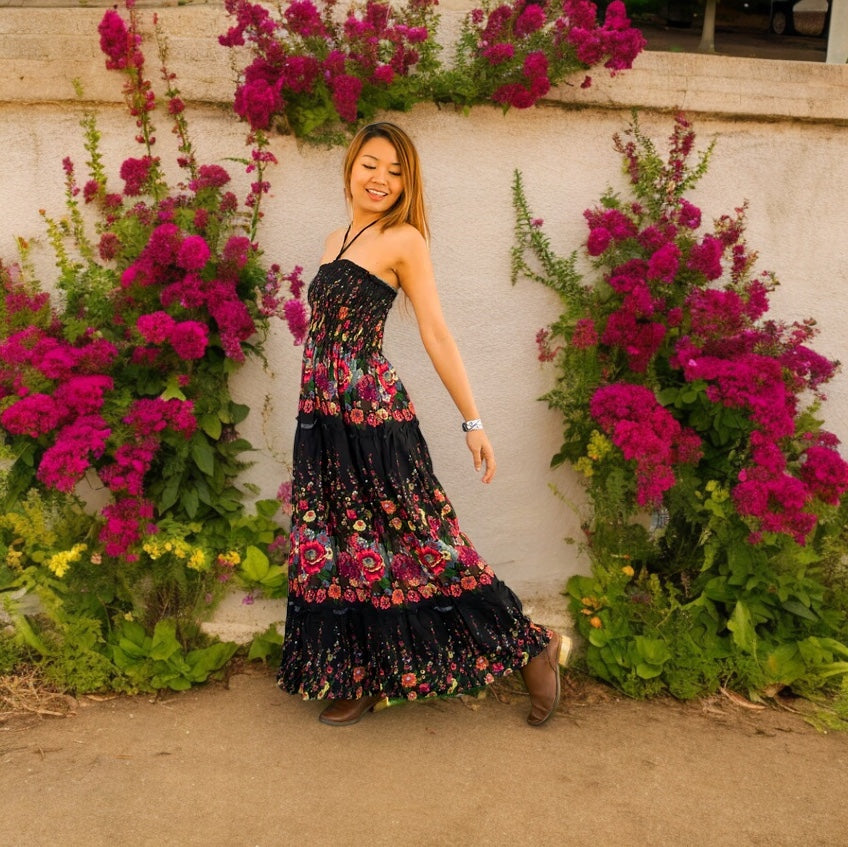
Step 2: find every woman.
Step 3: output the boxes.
[278,122,562,726]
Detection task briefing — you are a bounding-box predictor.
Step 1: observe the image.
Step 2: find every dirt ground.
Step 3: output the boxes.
[3,664,848,847]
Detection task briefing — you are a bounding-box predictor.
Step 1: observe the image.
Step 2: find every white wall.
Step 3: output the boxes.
[2,6,848,634]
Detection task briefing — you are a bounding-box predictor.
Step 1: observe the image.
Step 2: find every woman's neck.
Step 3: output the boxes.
[350,211,384,230]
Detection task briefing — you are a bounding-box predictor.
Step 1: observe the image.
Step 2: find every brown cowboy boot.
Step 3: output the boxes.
[520,631,562,726]
[318,695,383,726]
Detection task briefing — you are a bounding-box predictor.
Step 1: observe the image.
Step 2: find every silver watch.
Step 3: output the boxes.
[461,418,483,432]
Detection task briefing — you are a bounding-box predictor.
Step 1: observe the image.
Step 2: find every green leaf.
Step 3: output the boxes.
[781,600,817,621]
[254,499,281,519]
[200,414,222,439]
[247,624,283,663]
[190,437,215,476]
[181,487,199,519]
[657,387,679,406]
[158,474,182,513]
[238,545,284,591]
[727,601,756,653]
[588,627,610,647]
[160,374,187,401]
[149,619,181,662]
[230,403,250,425]
[636,663,665,679]
[634,636,671,666]
[762,644,805,685]
[241,545,270,581]
[186,641,238,680]
[9,612,49,655]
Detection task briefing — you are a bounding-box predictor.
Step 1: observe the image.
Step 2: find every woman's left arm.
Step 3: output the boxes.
[395,231,497,483]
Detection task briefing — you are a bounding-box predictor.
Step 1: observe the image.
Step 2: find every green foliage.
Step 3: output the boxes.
[0,631,26,675]
[110,618,238,692]
[239,544,286,597]
[247,623,285,664]
[40,616,116,694]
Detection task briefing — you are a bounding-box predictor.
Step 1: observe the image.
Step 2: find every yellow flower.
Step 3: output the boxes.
[575,457,594,478]
[589,616,603,629]
[621,565,635,577]
[6,548,23,571]
[143,540,163,559]
[586,430,613,461]
[218,550,241,567]
[46,543,87,578]
[187,549,208,572]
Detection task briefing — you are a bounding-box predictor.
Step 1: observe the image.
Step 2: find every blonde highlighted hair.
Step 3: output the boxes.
[342,122,429,241]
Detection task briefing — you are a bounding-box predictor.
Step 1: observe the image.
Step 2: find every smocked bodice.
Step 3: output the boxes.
[298,259,415,427]
[307,259,396,356]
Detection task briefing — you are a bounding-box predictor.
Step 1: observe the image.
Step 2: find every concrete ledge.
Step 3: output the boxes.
[553,50,848,124]
[1,7,848,124]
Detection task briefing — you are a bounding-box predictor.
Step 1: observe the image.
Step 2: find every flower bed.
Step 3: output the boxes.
[513,114,848,699]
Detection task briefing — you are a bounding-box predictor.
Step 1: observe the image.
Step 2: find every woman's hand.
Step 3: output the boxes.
[466,429,496,484]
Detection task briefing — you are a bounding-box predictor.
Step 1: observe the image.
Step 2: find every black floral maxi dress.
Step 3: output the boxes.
[278,257,551,702]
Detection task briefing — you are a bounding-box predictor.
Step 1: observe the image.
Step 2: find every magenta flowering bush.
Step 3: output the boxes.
[219,0,644,142]
[447,0,645,110]
[513,114,848,698]
[1,3,305,690]
[219,0,442,142]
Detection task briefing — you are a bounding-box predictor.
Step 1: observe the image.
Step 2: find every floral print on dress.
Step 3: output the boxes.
[278,259,550,702]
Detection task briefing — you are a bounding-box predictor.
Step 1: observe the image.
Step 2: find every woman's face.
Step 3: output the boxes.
[348,136,404,217]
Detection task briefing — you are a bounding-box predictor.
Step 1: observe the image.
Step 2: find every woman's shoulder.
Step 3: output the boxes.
[382,221,427,258]
[320,226,348,263]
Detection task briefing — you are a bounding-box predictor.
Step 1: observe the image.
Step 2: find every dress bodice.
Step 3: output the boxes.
[306,259,397,358]
[299,259,412,427]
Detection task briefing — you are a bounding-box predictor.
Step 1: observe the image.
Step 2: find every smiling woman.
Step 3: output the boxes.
[276,121,567,727]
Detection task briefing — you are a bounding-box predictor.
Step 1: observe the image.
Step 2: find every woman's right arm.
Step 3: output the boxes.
[393,229,497,483]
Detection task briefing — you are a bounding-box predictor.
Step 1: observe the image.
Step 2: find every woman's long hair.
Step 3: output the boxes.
[342,122,429,242]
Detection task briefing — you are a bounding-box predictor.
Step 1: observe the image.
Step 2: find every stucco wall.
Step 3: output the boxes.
[2,6,848,635]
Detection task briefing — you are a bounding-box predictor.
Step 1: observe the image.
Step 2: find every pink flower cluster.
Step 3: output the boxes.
[590,384,701,506]
[0,5,313,572]
[98,7,143,71]
[221,0,438,130]
[562,0,646,74]
[561,113,848,543]
[473,0,645,110]
[260,264,310,345]
[119,223,261,363]
[801,443,848,506]
[38,415,112,493]
[0,286,205,553]
[99,497,156,559]
[0,323,119,494]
